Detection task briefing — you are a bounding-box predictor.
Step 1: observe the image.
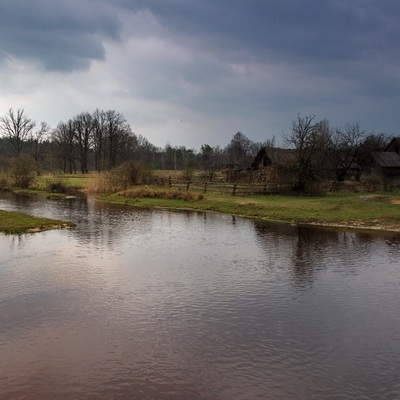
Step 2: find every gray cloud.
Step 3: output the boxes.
[0,0,121,71]
[0,0,399,148]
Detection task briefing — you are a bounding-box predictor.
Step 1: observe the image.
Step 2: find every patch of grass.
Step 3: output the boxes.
[0,210,75,234]
[37,174,92,190]
[13,189,67,199]
[122,187,204,201]
[99,189,400,232]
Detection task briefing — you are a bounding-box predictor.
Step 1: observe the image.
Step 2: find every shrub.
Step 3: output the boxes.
[44,175,69,193]
[0,171,11,190]
[111,161,154,190]
[9,154,37,188]
[86,172,115,195]
[180,168,194,181]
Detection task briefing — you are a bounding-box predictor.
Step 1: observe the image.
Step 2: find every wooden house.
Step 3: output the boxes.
[368,137,400,183]
[249,147,297,183]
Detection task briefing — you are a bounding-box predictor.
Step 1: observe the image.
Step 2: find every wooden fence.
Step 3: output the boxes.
[155,177,288,196]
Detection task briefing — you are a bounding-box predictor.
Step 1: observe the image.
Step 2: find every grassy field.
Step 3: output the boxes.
[0,210,75,234]
[2,170,400,233]
[100,189,400,233]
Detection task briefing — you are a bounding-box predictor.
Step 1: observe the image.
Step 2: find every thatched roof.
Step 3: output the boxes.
[372,151,400,168]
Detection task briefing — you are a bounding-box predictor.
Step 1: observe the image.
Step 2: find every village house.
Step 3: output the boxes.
[249,147,297,183]
[368,137,400,184]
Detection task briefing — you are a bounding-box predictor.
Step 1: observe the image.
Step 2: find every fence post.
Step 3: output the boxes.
[186,181,190,192]
[169,177,172,188]
[204,182,207,193]
[232,183,237,195]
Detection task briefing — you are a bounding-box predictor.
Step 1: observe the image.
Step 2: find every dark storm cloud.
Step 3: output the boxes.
[0,0,121,71]
[2,0,399,76]
[1,0,399,146]
[120,0,400,64]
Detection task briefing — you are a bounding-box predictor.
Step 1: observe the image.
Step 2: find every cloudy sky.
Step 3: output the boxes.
[0,0,399,149]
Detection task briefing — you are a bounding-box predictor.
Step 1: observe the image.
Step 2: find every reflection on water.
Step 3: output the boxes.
[1,193,400,400]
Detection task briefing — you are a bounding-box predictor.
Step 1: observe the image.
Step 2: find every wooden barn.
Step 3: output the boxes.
[367,137,400,183]
[249,147,297,183]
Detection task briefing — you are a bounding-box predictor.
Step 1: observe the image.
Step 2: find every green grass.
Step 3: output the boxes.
[99,189,400,232]
[3,171,400,233]
[0,210,75,234]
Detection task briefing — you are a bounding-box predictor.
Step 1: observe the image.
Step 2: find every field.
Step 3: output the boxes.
[101,189,400,233]
[2,170,400,233]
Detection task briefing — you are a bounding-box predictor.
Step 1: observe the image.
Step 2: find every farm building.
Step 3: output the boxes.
[364,137,400,184]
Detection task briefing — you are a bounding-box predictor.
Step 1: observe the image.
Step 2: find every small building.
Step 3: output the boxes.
[220,161,244,182]
[250,147,297,183]
[369,137,400,183]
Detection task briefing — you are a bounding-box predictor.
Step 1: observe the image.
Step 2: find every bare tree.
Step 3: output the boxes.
[92,109,106,172]
[285,115,330,193]
[328,123,365,181]
[31,121,50,170]
[0,108,35,155]
[52,120,77,173]
[103,110,132,169]
[74,112,94,173]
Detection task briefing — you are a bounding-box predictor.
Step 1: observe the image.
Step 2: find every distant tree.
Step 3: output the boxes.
[0,108,35,155]
[199,144,214,171]
[199,144,220,180]
[92,109,107,172]
[133,134,157,166]
[355,132,393,167]
[52,120,77,173]
[30,121,50,170]
[285,115,330,193]
[73,112,94,174]
[103,110,133,169]
[328,123,365,181]
[225,131,254,166]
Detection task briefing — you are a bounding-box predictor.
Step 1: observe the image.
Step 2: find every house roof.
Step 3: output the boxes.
[250,147,296,169]
[385,137,400,153]
[372,151,400,168]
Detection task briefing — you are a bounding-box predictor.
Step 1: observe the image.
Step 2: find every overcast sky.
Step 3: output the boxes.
[0,0,399,149]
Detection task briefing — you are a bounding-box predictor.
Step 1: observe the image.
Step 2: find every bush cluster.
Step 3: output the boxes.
[87,162,154,195]
[10,154,37,188]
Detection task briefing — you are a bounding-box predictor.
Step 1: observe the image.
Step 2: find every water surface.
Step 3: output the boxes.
[1,193,400,399]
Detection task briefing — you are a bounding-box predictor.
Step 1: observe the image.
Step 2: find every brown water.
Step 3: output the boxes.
[1,194,400,400]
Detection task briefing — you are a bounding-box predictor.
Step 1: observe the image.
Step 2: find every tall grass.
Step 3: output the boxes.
[121,187,204,201]
[0,171,11,190]
[86,162,154,195]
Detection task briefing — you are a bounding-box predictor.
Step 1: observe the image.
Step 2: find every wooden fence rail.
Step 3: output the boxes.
[156,178,286,195]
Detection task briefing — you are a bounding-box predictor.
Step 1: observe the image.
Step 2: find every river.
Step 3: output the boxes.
[0,193,400,400]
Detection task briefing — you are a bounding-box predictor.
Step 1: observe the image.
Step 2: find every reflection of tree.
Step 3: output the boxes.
[292,227,341,288]
[65,198,159,251]
[253,221,381,289]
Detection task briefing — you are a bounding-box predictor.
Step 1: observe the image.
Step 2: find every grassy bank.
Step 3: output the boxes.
[100,188,400,232]
[0,210,75,234]
[2,171,400,233]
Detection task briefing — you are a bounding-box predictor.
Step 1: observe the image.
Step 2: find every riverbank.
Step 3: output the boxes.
[2,184,400,234]
[0,209,75,234]
[99,189,400,233]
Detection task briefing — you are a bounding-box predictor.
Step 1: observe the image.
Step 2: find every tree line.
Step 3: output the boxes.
[0,108,275,174]
[0,108,394,184]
